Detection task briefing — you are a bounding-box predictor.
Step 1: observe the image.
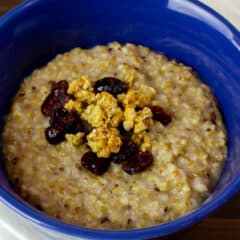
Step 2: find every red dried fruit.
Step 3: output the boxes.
[111,139,138,163]
[41,80,70,117]
[94,77,128,96]
[51,80,69,92]
[110,152,126,164]
[81,152,111,175]
[50,108,82,134]
[45,108,83,145]
[150,106,172,126]
[122,151,153,175]
[45,124,65,145]
[122,139,139,156]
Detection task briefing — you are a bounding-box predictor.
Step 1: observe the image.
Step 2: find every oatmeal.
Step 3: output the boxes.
[2,42,227,229]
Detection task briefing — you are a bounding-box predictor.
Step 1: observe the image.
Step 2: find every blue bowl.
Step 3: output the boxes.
[0,0,240,239]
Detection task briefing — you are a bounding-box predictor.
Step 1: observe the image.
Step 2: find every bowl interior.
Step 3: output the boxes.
[0,0,240,239]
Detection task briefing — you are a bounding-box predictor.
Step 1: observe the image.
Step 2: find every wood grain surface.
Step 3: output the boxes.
[1,1,240,239]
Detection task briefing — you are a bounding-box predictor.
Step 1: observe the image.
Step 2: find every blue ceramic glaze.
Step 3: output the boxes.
[0,0,240,239]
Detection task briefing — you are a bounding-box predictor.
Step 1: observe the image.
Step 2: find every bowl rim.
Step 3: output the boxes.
[0,0,240,239]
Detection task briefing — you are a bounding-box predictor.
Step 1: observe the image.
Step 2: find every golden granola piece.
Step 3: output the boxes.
[118,84,156,107]
[67,76,95,104]
[64,99,83,114]
[132,131,152,151]
[95,92,118,112]
[82,104,105,127]
[75,90,95,104]
[68,76,92,92]
[82,92,123,128]
[87,127,122,158]
[123,104,136,131]
[134,107,153,133]
[65,76,154,156]
[123,106,153,133]
[124,73,135,87]
[65,132,85,146]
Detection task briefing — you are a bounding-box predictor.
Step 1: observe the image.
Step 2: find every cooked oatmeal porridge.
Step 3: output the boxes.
[2,42,227,229]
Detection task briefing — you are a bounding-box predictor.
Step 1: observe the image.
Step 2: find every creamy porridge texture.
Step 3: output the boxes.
[2,42,227,229]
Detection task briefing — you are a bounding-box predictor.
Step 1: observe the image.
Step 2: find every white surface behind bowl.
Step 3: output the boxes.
[0,0,239,239]
[202,0,240,29]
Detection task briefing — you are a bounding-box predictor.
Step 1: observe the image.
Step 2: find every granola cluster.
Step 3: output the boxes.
[65,76,157,156]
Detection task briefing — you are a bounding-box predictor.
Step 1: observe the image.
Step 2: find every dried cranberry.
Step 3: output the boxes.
[50,108,82,134]
[94,77,128,96]
[45,124,65,145]
[122,140,139,157]
[41,92,70,117]
[122,151,153,175]
[41,80,70,117]
[111,152,126,164]
[51,80,69,92]
[81,152,110,175]
[110,139,138,164]
[150,106,172,126]
[45,108,83,145]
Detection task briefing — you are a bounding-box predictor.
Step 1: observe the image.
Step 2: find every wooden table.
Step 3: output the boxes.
[1,1,240,239]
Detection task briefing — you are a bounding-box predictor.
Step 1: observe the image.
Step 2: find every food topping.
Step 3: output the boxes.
[94,77,128,96]
[123,105,153,133]
[132,131,152,151]
[150,106,172,125]
[82,92,123,128]
[81,151,111,175]
[45,108,83,145]
[45,124,66,145]
[65,132,85,146]
[122,151,153,175]
[64,99,83,115]
[67,76,95,104]
[41,77,172,175]
[117,84,155,108]
[110,139,139,164]
[133,107,153,133]
[41,80,70,116]
[50,108,82,134]
[87,127,122,158]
